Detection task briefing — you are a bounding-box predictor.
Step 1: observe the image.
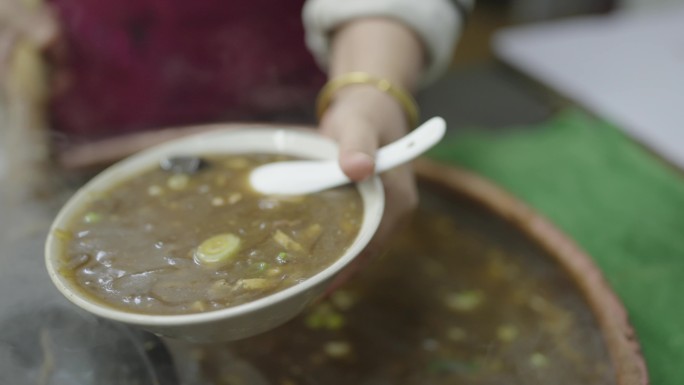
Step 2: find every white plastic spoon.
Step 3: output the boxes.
[250,116,446,195]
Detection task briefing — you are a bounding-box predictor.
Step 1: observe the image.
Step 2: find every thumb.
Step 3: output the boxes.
[321,115,379,182]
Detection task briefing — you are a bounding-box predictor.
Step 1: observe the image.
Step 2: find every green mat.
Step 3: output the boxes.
[428,109,684,384]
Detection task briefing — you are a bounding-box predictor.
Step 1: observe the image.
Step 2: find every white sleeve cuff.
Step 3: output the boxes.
[302,0,466,86]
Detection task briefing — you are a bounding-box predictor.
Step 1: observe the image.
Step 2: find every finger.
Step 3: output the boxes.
[321,113,379,182]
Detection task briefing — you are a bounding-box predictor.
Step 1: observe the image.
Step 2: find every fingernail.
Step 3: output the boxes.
[341,152,375,181]
[347,152,374,168]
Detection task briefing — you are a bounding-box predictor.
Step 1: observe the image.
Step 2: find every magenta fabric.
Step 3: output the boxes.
[47,0,325,141]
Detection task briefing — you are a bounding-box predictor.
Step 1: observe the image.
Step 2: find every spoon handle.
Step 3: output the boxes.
[375,117,446,173]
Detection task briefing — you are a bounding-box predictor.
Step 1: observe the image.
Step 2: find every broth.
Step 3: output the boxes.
[56,154,363,315]
[173,189,615,385]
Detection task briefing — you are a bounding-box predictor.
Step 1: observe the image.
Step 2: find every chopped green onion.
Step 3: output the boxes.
[529,352,549,368]
[276,252,290,264]
[253,261,269,272]
[324,341,352,358]
[497,324,518,342]
[228,192,242,204]
[211,197,225,206]
[305,303,345,330]
[147,185,164,196]
[53,229,72,241]
[444,290,484,312]
[273,230,303,251]
[83,212,103,224]
[167,174,190,190]
[194,233,241,266]
[330,290,356,311]
[236,278,270,290]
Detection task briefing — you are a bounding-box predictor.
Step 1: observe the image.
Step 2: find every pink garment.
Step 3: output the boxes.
[47,0,325,142]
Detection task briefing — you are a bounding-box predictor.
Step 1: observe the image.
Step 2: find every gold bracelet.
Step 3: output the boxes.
[316,71,420,129]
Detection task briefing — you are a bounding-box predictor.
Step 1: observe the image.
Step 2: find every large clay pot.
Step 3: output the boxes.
[414,158,648,385]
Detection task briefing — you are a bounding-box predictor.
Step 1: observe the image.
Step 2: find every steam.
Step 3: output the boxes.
[0,306,177,385]
[0,139,177,384]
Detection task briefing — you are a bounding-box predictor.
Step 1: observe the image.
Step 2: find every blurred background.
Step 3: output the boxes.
[424,0,682,133]
[423,3,684,384]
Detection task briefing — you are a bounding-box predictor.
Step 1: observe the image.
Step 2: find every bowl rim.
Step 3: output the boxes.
[45,125,384,326]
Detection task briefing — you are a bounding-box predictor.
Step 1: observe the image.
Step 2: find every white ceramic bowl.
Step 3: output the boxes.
[44,125,384,342]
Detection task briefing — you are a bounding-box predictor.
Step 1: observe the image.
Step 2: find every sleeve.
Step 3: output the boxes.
[302,0,474,86]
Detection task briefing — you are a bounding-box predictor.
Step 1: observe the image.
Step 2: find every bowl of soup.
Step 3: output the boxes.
[44,125,384,342]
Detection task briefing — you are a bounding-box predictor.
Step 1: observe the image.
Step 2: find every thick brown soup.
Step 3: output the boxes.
[177,189,615,385]
[56,154,363,315]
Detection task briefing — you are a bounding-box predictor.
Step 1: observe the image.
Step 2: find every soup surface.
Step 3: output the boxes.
[173,188,615,385]
[57,154,363,315]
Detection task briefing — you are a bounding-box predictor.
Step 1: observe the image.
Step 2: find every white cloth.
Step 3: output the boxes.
[302,0,470,86]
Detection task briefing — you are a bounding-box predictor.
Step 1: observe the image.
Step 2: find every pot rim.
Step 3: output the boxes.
[415,158,649,385]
